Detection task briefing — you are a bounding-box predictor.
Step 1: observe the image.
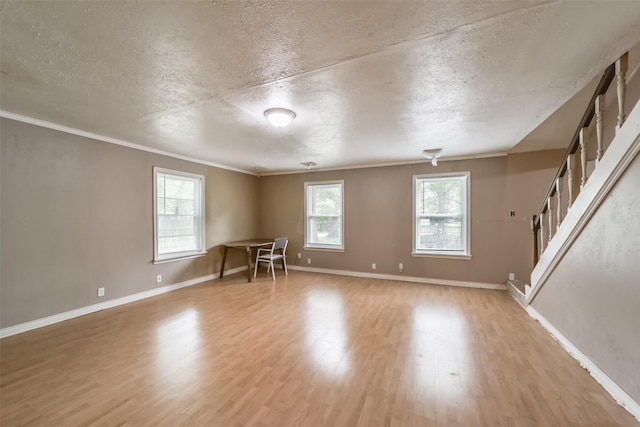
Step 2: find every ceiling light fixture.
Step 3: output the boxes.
[423,148,443,167]
[264,108,296,128]
[301,161,316,169]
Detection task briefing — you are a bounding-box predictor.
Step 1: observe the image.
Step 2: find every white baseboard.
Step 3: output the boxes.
[506,281,526,308]
[0,265,247,339]
[526,306,640,422]
[288,265,506,290]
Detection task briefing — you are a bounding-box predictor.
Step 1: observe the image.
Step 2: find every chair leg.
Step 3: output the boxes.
[283,258,288,275]
[270,260,275,280]
[253,258,259,278]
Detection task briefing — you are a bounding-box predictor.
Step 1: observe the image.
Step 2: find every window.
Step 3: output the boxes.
[413,172,470,258]
[153,167,206,262]
[305,181,344,250]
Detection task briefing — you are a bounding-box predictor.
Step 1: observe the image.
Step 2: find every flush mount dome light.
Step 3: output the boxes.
[264,108,296,128]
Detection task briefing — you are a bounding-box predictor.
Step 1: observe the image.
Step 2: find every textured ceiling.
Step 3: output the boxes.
[2,1,640,174]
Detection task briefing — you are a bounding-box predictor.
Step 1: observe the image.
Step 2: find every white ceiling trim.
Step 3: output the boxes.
[0,110,257,176]
[2,109,510,178]
[258,152,508,177]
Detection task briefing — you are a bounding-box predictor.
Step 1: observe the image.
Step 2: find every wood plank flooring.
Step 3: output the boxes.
[1,271,637,426]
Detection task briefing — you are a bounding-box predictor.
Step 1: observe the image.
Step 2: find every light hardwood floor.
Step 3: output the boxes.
[1,271,637,426]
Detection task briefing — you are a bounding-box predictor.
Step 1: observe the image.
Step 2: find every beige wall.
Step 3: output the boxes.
[258,152,560,284]
[504,149,565,280]
[531,151,640,403]
[1,116,563,329]
[1,118,259,327]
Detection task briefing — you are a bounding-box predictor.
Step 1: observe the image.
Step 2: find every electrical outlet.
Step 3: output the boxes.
[297,253,302,259]
[372,263,376,270]
[307,258,311,265]
[508,273,515,281]
[510,210,516,217]
[97,287,105,297]
[399,263,404,272]
[156,274,162,283]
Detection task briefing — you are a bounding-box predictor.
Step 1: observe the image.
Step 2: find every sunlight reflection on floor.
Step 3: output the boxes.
[304,289,351,378]
[155,308,202,387]
[409,304,473,402]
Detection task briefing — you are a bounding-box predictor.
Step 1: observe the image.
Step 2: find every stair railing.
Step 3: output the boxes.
[532,52,630,267]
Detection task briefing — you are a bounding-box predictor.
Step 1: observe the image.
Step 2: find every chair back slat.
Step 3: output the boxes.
[273,237,287,252]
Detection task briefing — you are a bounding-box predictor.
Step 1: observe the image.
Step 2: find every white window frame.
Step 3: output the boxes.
[153,167,206,263]
[412,171,471,259]
[304,180,345,251]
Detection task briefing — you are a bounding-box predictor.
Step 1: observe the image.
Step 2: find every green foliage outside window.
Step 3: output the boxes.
[417,177,465,251]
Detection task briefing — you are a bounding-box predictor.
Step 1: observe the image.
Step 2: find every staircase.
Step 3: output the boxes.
[521,49,640,305]
[509,48,640,421]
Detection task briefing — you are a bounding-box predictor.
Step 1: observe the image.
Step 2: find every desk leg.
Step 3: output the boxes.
[220,246,229,278]
[246,247,253,282]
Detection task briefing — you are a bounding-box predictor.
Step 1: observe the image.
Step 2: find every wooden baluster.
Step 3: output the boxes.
[616,52,628,132]
[539,212,546,255]
[567,154,575,212]
[595,94,605,163]
[555,178,562,230]
[579,128,587,189]
[532,215,539,266]
[547,198,553,242]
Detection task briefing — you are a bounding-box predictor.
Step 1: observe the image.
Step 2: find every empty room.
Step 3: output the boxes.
[1,1,640,426]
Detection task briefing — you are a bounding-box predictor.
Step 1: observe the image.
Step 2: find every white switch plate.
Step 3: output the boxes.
[97,287,105,297]
[156,274,162,283]
[399,263,403,272]
[508,273,515,281]
[297,253,301,259]
[372,263,376,270]
[307,258,311,264]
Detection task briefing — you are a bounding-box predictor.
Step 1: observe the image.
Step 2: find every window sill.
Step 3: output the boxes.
[412,252,472,260]
[304,246,345,252]
[153,251,207,264]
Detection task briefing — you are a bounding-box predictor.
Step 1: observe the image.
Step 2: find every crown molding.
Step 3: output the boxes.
[259,152,509,177]
[0,110,256,176]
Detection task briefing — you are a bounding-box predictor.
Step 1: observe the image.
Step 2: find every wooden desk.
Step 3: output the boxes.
[220,239,273,282]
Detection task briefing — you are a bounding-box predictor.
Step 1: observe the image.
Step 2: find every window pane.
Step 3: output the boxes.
[305,181,344,248]
[311,185,341,215]
[415,175,467,253]
[158,236,196,254]
[158,215,195,237]
[157,175,165,197]
[163,176,195,199]
[418,216,462,250]
[419,179,462,215]
[309,216,342,245]
[155,169,204,259]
